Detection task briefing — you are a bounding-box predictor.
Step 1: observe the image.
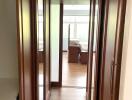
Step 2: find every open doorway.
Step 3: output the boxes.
[50,0,99,99]
[62,5,90,88]
[16,0,127,99]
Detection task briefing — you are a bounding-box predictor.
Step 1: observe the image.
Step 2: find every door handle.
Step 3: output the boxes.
[110,61,114,95]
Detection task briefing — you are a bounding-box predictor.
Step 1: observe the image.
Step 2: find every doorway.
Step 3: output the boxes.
[50,0,100,99]
[16,0,127,99]
[62,5,90,88]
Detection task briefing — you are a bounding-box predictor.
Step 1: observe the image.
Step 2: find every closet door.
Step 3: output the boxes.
[99,0,127,100]
[100,0,119,100]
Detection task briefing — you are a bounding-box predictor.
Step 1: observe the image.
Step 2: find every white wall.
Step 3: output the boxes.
[0,0,18,79]
[0,0,19,99]
[50,4,60,82]
[119,0,132,99]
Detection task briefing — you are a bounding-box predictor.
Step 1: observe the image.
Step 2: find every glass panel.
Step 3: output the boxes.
[50,3,60,82]
[63,24,69,51]
[76,16,89,23]
[63,16,75,23]
[70,24,75,39]
[37,0,44,100]
[64,5,90,10]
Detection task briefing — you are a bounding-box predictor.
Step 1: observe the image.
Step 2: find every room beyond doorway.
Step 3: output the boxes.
[62,52,87,87]
[61,4,90,88]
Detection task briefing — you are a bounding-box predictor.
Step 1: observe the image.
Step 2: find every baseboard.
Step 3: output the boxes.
[86,91,88,100]
[63,50,68,52]
[51,82,61,87]
[46,91,50,100]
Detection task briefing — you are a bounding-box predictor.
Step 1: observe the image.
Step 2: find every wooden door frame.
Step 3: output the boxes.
[16,0,51,99]
[89,0,105,99]
[58,2,91,88]
[97,0,110,99]
[97,0,127,100]
[16,0,37,99]
[58,0,101,94]
[58,1,102,98]
[58,2,64,87]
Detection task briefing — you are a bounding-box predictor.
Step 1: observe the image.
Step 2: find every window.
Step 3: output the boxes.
[63,16,89,43]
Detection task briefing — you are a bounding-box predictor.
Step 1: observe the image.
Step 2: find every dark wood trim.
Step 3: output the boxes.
[43,0,46,98]
[59,2,64,87]
[49,0,51,91]
[92,0,104,99]
[96,0,106,99]
[30,0,38,100]
[98,0,110,99]
[16,0,36,99]
[86,0,92,93]
[51,82,61,87]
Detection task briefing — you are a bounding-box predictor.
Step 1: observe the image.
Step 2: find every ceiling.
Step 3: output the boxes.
[64,0,90,5]
[51,0,90,5]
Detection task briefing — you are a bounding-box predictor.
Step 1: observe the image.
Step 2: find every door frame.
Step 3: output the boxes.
[98,0,127,100]
[16,0,51,99]
[16,0,37,99]
[58,2,64,87]
[58,0,101,92]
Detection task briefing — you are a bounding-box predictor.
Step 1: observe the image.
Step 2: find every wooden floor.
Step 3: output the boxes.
[38,52,88,100]
[50,87,86,100]
[62,52,87,87]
